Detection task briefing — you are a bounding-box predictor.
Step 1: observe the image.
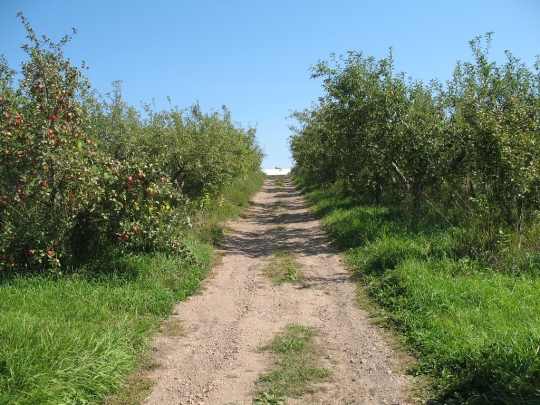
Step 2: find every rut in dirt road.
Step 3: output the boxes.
[144,179,413,405]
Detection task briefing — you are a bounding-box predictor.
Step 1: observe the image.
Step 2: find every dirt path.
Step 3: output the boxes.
[144,179,413,405]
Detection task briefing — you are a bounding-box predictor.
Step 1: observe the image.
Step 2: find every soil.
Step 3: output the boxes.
[144,179,414,405]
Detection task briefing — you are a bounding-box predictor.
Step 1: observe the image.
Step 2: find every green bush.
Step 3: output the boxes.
[0,15,264,274]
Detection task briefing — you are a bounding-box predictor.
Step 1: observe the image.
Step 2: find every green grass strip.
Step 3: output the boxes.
[254,324,331,403]
[263,251,306,286]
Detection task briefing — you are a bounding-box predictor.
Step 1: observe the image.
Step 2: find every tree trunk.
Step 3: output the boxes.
[412,183,423,219]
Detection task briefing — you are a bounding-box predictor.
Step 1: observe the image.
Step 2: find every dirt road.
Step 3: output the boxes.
[144,179,413,405]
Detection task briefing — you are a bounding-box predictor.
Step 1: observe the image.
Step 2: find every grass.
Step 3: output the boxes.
[191,171,266,245]
[263,251,306,286]
[292,175,540,404]
[0,252,211,405]
[0,170,266,405]
[253,324,331,403]
[274,178,284,193]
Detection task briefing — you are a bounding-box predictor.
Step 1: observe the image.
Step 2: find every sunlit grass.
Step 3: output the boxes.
[292,174,540,404]
[263,250,306,286]
[254,324,331,401]
[0,252,210,405]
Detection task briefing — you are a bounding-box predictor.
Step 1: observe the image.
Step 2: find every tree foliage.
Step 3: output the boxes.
[290,35,540,245]
[0,15,263,273]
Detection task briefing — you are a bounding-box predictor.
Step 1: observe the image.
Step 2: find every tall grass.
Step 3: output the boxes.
[292,175,540,404]
[0,252,211,405]
[0,171,265,405]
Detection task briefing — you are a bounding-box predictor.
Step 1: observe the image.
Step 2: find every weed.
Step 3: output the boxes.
[263,251,306,286]
[253,391,286,405]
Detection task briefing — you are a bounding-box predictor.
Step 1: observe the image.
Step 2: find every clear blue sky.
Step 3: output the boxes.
[1,1,539,169]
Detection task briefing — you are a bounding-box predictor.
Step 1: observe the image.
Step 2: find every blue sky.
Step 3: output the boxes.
[1,1,539,169]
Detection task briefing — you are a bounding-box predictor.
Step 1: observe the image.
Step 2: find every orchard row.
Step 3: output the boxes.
[290,34,540,248]
[0,14,263,272]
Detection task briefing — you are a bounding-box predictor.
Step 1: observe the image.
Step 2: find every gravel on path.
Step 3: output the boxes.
[144,179,414,405]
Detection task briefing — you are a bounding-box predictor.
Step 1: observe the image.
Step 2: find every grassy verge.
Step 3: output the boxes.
[0,251,211,405]
[292,175,540,404]
[190,171,266,245]
[253,324,331,404]
[0,171,265,405]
